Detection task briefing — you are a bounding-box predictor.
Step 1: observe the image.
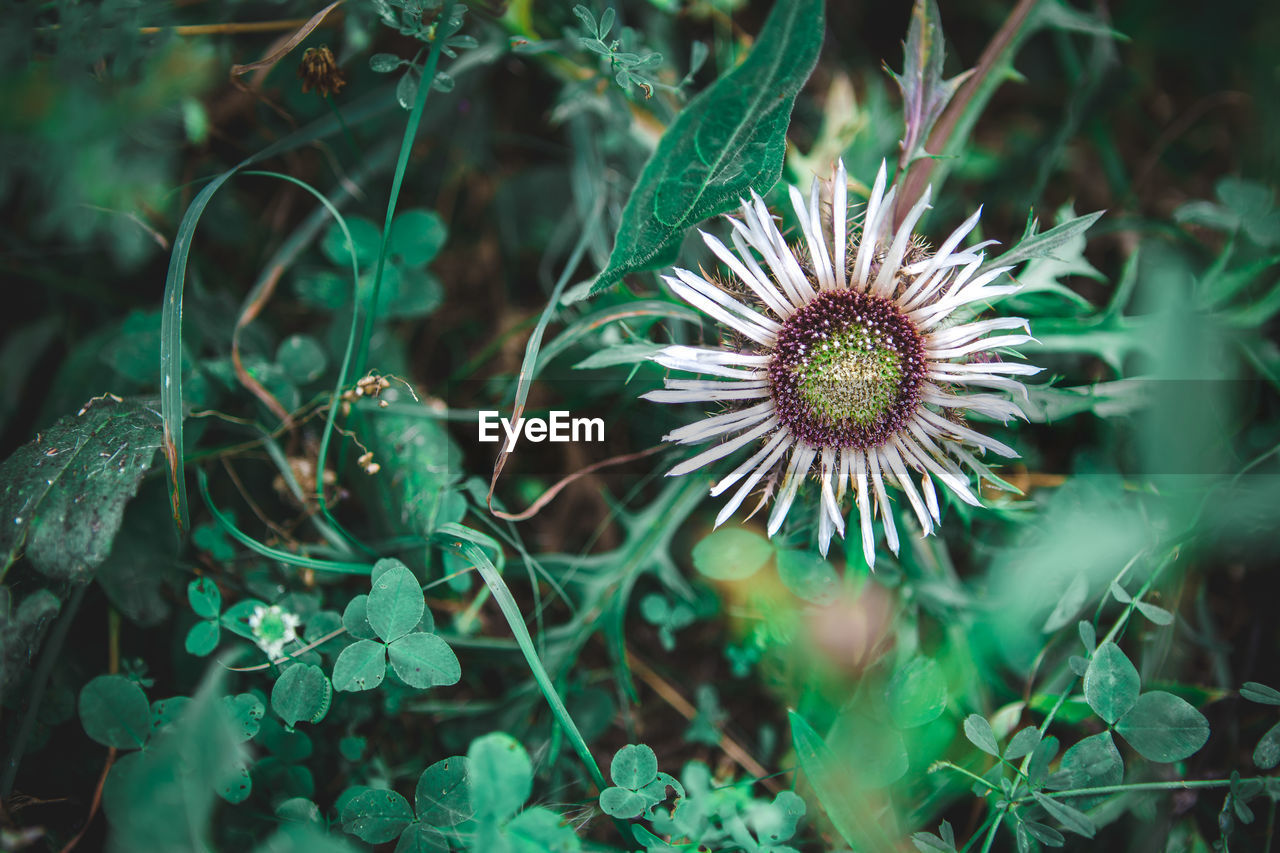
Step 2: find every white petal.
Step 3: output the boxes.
[665,274,776,346]
[667,416,779,476]
[834,159,853,289]
[643,386,771,403]
[728,225,794,319]
[730,216,806,310]
[915,408,1018,457]
[871,185,931,298]
[702,230,792,319]
[926,334,1034,360]
[752,190,816,305]
[927,360,1043,376]
[881,443,932,534]
[809,176,836,291]
[715,432,793,525]
[665,400,773,443]
[790,182,835,291]
[672,269,781,336]
[922,386,1024,421]
[852,449,875,569]
[654,347,768,380]
[909,206,984,274]
[767,443,817,536]
[820,447,845,537]
[867,455,899,555]
[711,428,790,497]
[926,317,1030,348]
[896,432,980,506]
[850,160,887,289]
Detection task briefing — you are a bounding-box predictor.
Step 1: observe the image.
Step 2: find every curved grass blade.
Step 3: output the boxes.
[590,0,825,294]
[196,469,372,575]
[433,523,607,793]
[160,92,397,534]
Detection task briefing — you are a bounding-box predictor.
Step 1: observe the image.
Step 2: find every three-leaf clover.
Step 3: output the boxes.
[332,560,461,692]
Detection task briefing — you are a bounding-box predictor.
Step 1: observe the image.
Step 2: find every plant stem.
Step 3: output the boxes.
[1015,776,1260,803]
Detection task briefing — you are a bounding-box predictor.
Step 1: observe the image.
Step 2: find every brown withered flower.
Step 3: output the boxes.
[298,45,346,98]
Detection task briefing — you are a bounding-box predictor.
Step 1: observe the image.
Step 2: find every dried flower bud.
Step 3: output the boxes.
[298,46,346,98]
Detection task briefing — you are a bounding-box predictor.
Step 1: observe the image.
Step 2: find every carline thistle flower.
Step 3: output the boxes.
[644,160,1040,568]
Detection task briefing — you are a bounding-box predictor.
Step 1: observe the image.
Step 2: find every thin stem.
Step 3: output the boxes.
[1013,777,1261,804]
[323,93,359,158]
[932,761,1001,793]
[978,809,1006,853]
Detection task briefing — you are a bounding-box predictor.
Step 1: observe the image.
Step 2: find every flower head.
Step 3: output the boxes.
[298,46,346,98]
[645,161,1039,567]
[248,604,302,660]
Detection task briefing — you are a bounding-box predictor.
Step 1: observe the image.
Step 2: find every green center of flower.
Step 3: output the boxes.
[794,327,905,428]
[768,290,926,449]
[255,610,288,643]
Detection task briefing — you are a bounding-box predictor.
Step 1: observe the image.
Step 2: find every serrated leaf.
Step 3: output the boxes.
[982,211,1106,276]
[396,70,419,111]
[1115,691,1210,762]
[591,0,824,293]
[387,632,461,689]
[331,639,387,692]
[79,675,151,750]
[1083,642,1140,725]
[367,562,425,643]
[342,594,377,640]
[888,0,971,165]
[272,663,332,727]
[370,53,402,72]
[963,714,1000,756]
[1032,791,1096,838]
[1,397,163,582]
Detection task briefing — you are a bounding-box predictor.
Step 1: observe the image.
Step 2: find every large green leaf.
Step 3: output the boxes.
[467,732,532,821]
[1083,642,1140,725]
[387,632,461,689]
[1114,691,1210,762]
[0,397,163,582]
[590,0,824,293]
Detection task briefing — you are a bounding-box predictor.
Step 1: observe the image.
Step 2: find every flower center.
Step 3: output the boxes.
[768,290,925,449]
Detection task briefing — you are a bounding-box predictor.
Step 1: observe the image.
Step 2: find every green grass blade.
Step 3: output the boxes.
[433,523,606,793]
[159,93,397,534]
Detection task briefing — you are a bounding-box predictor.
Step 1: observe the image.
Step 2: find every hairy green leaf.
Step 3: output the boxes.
[591,0,824,293]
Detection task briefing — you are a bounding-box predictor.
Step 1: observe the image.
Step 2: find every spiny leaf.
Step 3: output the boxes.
[888,0,972,167]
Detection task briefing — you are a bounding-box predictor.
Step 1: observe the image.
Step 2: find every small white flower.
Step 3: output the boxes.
[646,160,1039,567]
[248,604,302,660]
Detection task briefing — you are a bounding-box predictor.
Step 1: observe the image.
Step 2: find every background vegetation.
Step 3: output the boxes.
[2,0,1279,850]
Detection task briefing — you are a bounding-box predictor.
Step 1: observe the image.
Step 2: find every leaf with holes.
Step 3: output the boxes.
[272,664,333,727]
[332,639,387,692]
[387,632,460,689]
